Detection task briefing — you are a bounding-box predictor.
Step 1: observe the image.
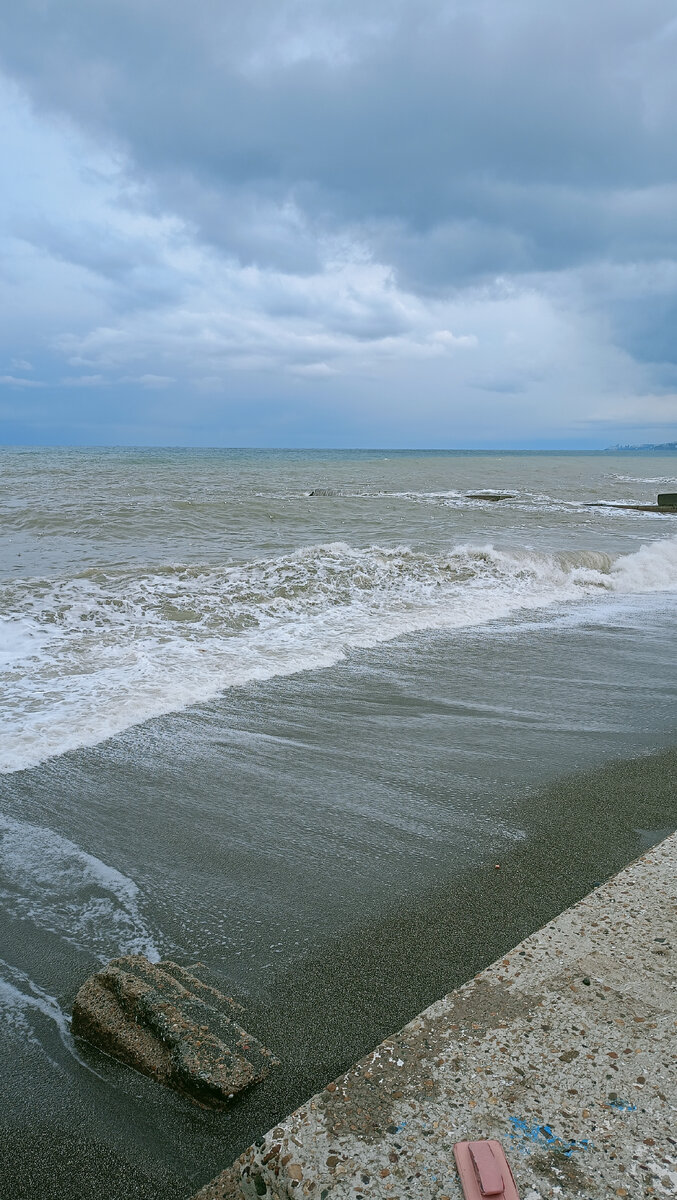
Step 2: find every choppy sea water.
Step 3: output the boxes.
[1,447,677,1196]
[3,447,677,773]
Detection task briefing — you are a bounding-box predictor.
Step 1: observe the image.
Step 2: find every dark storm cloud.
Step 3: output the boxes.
[2,0,676,281]
[1,0,676,443]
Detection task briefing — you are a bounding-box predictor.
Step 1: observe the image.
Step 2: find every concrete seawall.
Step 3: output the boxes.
[193,833,677,1199]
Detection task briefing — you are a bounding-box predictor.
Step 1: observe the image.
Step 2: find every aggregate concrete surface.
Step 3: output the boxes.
[192,833,677,1199]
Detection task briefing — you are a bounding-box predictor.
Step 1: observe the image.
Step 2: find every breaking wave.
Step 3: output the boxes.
[1,536,676,772]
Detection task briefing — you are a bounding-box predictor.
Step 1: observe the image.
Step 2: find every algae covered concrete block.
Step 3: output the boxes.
[72,955,278,1107]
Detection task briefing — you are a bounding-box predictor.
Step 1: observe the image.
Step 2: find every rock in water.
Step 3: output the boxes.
[466,492,514,502]
[72,956,278,1106]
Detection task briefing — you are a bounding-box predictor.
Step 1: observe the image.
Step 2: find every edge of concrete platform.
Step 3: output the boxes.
[191,834,677,1200]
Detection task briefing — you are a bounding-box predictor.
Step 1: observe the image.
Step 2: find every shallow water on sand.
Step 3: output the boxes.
[1,448,676,1196]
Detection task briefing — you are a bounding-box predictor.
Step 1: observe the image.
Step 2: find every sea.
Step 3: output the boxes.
[1,446,676,1198]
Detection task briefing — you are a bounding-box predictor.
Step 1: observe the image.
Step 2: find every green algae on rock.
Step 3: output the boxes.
[72,956,278,1108]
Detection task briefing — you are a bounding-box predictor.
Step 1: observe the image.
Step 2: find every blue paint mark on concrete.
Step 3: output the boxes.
[509,1117,594,1158]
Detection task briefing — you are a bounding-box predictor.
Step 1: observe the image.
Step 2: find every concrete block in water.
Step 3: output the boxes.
[466,493,514,502]
[658,493,677,507]
[71,956,278,1106]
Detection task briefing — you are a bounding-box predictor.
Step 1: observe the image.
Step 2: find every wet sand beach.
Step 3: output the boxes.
[0,724,675,1198]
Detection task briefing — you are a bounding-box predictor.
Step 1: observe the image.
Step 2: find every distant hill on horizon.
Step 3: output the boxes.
[606,441,677,452]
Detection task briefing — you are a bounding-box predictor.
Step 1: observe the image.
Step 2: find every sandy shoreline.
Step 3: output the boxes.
[0,743,675,1199]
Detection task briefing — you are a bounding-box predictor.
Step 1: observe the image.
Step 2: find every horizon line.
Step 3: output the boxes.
[2,442,677,454]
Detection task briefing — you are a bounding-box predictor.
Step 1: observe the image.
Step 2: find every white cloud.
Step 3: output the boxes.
[0,374,45,387]
[61,374,109,386]
[430,330,479,348]
[288,362,339,378]
[135,374,175,388]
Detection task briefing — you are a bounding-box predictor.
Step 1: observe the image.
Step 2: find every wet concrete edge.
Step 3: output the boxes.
[191,831,677,1199]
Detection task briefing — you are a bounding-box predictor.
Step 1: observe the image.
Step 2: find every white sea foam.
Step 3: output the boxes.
[0,956,71,1050]
[610,534,677,592]
[608,474,677,485]
[1,536,676,772]
[0,813,160,960]
[0,954,113,1073]
[367,488,609,514]
[0,616,50,668]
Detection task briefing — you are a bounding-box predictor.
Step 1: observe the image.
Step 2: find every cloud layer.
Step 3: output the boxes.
[1,0,676,445]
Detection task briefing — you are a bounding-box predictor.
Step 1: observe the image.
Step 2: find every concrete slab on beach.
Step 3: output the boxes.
[193,831,676,1199]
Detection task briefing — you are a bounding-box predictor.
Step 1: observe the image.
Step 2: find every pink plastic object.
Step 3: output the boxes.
[453,1139,520,1199]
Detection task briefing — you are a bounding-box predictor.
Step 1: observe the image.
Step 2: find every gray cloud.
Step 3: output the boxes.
[3,3,676,253]
[0,1,676,442]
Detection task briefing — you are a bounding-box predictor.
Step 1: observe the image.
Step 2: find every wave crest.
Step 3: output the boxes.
[1,536,676,772]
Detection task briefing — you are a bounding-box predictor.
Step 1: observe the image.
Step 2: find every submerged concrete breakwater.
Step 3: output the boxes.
[193,832,677,1199]
[73,957,278,1108]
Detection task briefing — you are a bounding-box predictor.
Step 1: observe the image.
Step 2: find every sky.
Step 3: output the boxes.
[1,0,676,448]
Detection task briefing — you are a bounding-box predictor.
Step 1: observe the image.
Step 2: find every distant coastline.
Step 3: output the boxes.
[605,441,677,452]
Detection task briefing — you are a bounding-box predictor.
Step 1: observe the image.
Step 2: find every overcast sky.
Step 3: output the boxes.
[1,0,676,447]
